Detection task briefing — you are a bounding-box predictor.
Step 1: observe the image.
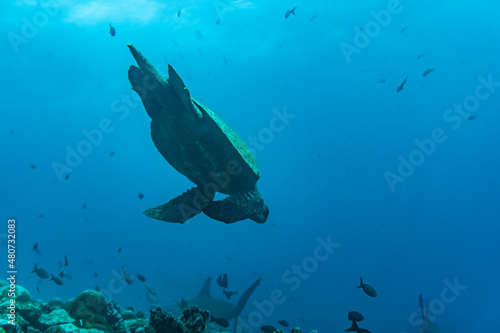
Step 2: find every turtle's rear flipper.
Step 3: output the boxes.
[143,186,213,223]
[202,188,269,224]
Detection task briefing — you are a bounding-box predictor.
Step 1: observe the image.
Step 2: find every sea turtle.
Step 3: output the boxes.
[127,45,269,224]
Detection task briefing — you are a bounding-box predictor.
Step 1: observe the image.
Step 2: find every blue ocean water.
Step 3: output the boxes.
[1,0,500,332]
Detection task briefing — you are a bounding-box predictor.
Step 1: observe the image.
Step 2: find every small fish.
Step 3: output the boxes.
[346,320,372,333]
[422,68,434,77]
[109,23,116,36]
[285,6,297,18]
[400,26,408,33]
[94,272,98,277]
[64,255,69,266]
[310,14,317,22]
[65,173,70,180]
[177,10,182,17]
[137,274,146,282]
[379,79,386,84]
[261,325,277,333]
[357,277,377,297]
[211,316,229,328]
[38,213,43,218]
[396,77,407,93]
[217,274,228,288]
[195,30,203,39]
[50,274,64,286]
[468,114,476,121]
[138,192,144,199]
[33,243,41,255]
[109,151,115,156]
[222,289,238,300]
[121,266,134,285]
[58,261,65,278]
[348,311,364,322]
[32,264,49,279]
[216,18,221,25]
[278,320,289,327]
[417,53,424,60]
[146,286,157,296]
[95,285,100,292]
[118,247,122,253]
[223,55,228,64]
[146,292,157,303]
[29,163,36,169]
[82,202,86,209]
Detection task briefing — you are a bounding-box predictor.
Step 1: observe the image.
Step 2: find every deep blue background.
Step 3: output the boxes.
[1,0,500,332]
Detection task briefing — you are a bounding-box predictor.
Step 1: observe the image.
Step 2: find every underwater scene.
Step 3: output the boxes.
[1,0,500,332]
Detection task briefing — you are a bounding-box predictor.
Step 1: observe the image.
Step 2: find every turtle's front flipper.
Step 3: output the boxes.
[202,187,269,224]
[144,186,213,223]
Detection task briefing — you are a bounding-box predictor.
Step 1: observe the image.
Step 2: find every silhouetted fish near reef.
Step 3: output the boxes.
[285,6,297,18]
[137,274,146,282]
[357,277,377,297]
[261,325,277,332]
[346,320,371,333]
[50,274,64,286]
[278,319,289,327]
[121,266,133,285]
[396,77,407,92]
[348,311,364,322]
[33,243,41,255]
[222,289,237,300]
[32,264,49,279]
[422,68,435,77]
[217,274,228,288]
[109,23,116,36]
[211,316,229,328]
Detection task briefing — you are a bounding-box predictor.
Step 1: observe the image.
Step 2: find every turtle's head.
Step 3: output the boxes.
[249,199,269,224]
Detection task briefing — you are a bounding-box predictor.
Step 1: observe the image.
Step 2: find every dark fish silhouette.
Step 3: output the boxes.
[29,163,36,169]
[121,266,133,285]
[357,277,377,297]
[346,320,371,333]
[118,247,122,253]
[50,274,64,286]
[33,243,41,255]
[109,23,116,36]
[261,325,277,332]
[278,319,289,327]
[109,151,115,156]
[82,202,86,209]
[468,114,476,121]
[211,316,229,328]
[138,192,144,199]
[400,26,408,33]
[379,79,386,84]
[177,10,182,17]
[137,274,146,282]
[396,77,407,92]
[348,311,364,322]
[217,274,228,288]
[310,14,317,22]
[422,68,434,77]
[65,173,70,180]
[418,294,440,333]
[285,6,297,18]
[64,255,69,266]
[32,264,49,279]
[417,53,424,60]
[216,18,221,25]
[222,289,238,300]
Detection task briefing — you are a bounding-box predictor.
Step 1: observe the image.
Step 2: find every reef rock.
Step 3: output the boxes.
[63,290,107,324]
[45,323,81,333]
[36,309,74,330]
[149,306,210,333]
